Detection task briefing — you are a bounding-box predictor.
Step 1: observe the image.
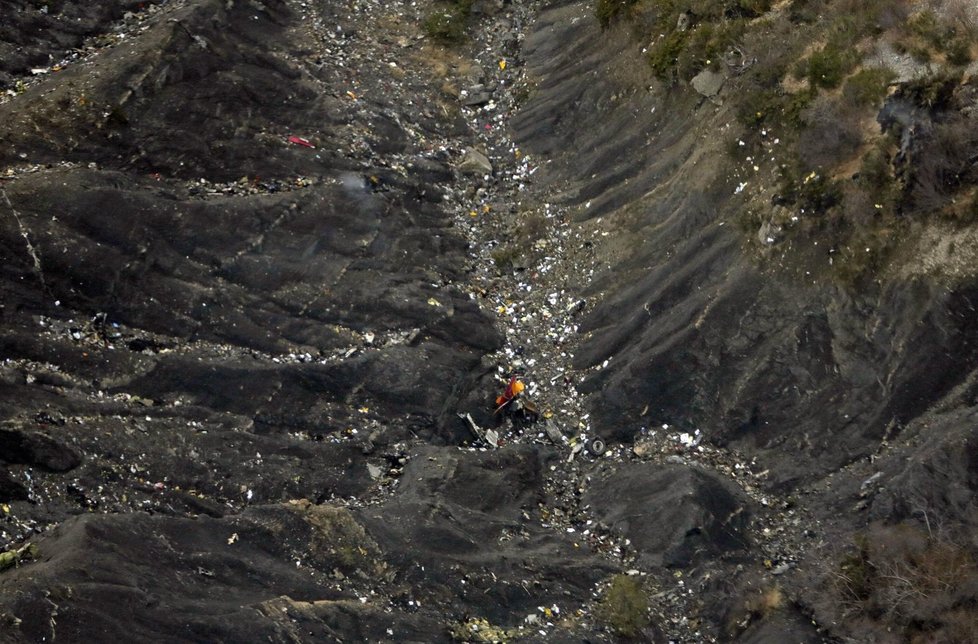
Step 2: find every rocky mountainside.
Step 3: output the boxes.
[1,0,977,641]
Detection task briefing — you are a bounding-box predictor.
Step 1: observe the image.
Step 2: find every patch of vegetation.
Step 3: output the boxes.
[855,142,899,210]
[649,30,690,80]
[290,501,385,574]
[895,7,976,65]
[598,0,978,286]
[900,70,960,110]
[798,42,859,89]
[955,189,978,226]
[797,94,864,170]
[423,0,474,44]
[644,0,769,81]
[878,71,978,220]
[787,0,825,24]
[908,9,946,49]
[831,523,978,641]
[680,18,748,78]
[775,166,843,216]
[596,0,641,27]
[727,583,785,636]
[738,85,814,129]
[842,67,896,108]
[490,245,521,272]
[449,617,519,642]
[595,574,651,638]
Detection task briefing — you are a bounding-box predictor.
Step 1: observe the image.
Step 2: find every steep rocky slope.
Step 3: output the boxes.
[1,0,977,641]
[514,0,978,640]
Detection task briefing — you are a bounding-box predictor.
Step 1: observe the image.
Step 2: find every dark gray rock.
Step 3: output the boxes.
[358,444,614,627]
[585,463,752,569]
[463,91,493,106]
[0,505,440,642]
[738,611,823,644]
[0,470,28,502]
[0,428,80,472]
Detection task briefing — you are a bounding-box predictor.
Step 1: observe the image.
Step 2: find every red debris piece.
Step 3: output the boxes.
[288,135,315,148]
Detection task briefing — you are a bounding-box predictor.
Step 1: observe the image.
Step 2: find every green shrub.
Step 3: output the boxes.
[649,30,690,79]
[794,8,882,83]
[900,71,960,110]
[776,166,843,215]
[945,35,974,66]
[801,43,859,89]
[423,0,474,43]
[908,9,945,48]
[596,575,651,638]
[735,0,774,17]
[644,0,756,80]
[857,144,898,207]
[897,9,975,65]
[676,19,748,78]
[738,85,814,128]
[490,246,521,272]
[596,0,640,27]
[788,0,824,24]
[842,67,896,107]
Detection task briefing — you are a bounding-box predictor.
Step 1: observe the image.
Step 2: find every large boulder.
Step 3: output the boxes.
[585,463,752,569]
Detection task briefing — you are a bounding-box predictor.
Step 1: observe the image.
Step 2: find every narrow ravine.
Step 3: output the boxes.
[407,2,828,640]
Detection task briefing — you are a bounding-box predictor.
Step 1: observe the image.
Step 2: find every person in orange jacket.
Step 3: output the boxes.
[494,375,525,413]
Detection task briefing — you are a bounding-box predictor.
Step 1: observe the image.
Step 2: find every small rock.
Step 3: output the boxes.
[691,69,725,99]
[462,92,493,107]
[458,148,493,176]
[633,440,654,457]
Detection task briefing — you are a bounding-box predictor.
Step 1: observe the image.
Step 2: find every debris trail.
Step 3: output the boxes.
[434,2,827,640]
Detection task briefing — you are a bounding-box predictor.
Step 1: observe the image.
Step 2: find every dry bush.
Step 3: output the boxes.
[903,113,978,216]
[829,522,978,642]
[892,1,976,65]
[797,94,864,171]
[875,0,913,31]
